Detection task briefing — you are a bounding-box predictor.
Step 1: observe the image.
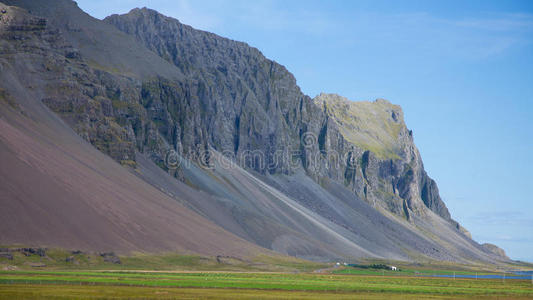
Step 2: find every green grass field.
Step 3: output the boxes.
[333,266,497,276]
[0,270,532,299]
[1,247,532,299]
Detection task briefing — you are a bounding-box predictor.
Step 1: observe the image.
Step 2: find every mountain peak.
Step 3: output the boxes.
[124,7,170,19]
[315,93,394,105]
[314,93,406,160]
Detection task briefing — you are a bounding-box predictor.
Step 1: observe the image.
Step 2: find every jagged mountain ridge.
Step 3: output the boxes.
[103,7,451,222]
[0,0,508,263]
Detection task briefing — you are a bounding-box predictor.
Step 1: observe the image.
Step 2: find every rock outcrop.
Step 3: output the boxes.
[482,243,509,260]
[313,94,451,220]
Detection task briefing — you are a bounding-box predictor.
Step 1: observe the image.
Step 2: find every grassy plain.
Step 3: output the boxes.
[1,247,532,299]
[1,270,532,299]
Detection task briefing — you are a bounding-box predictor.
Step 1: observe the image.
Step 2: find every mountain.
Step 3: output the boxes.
[313,93,453,221]
[0,0,509,264]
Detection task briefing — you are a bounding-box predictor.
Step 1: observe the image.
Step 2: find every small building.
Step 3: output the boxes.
[390,266,397,271]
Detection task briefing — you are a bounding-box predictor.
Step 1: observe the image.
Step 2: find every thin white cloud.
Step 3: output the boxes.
[346,11,533,60]
[452,13,533,32]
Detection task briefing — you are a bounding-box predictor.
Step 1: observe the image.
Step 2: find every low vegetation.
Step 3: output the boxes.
[0,270,532,299]
[315,93,405,160]
[0,246,327,272]
[1,247,532,299]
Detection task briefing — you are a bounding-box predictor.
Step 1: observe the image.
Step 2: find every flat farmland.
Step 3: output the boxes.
[1,270,532,299]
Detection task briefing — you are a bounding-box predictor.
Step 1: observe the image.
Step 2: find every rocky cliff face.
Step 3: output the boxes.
[105,8,317,175]
[482,243,509,260]
[313,94,452,221]
[0,1,141,165]
[103,8,452,222]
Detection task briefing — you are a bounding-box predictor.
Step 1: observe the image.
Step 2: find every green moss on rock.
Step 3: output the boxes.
[314,93,405,160]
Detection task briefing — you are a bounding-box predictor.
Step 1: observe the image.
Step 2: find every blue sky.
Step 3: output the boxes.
[77,0,533,262]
